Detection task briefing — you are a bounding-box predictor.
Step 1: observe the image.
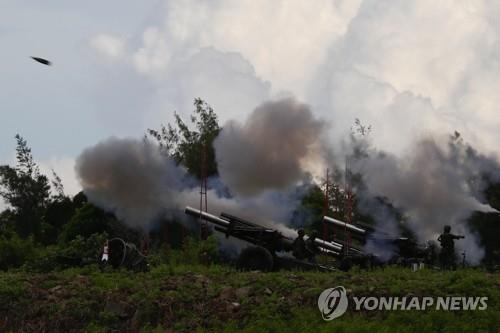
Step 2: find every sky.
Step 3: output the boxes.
[2,0,500,211]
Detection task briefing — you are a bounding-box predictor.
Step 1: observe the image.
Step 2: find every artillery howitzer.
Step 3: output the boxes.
[185,206,344,271]
[323,215,438,268]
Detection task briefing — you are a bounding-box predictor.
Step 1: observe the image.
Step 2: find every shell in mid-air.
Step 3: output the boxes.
[31,56,51,66]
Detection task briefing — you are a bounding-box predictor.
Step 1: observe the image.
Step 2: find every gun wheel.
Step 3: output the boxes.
[237,246,274,272]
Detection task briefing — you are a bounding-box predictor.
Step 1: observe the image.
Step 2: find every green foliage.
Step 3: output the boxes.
[0,234,36,270]
[181,235,220,265]
[45,196,75,229]
[50,169,66,199]
[24,232,108,272]
[144,244,171,267]
[291,185,324,231]
[154,235,221,268]
[0,134,51,238]
[84,322,109,333]
[147,98,221,178]
[41,196,76,244]
[72,190,88,208]
[60,203,113,242]
[0,209,16,237]
[0,135,77,245]
[63,232,109,260]
[0,266,497,332]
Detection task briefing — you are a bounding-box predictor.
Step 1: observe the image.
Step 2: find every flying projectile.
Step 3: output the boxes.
[31,57,51,66]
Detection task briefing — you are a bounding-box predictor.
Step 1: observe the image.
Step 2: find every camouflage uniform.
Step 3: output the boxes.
[292,229,307,260]
[305,234,320,263]
[437,226,464,269]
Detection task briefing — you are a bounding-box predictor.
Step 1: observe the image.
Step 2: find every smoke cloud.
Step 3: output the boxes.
[214,97,328,197]
[76,136,305,234]
[76,137,186,230]
[350,134,500,263]
[74,109,500,265]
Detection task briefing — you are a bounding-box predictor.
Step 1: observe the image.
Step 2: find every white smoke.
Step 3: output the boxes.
[349,134,500,263]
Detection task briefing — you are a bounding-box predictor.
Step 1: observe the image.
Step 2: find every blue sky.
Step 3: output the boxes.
[0,1,161,160]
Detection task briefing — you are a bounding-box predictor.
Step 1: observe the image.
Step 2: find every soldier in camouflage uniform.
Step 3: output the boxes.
[437,225,464,269]
[292,229,308,260]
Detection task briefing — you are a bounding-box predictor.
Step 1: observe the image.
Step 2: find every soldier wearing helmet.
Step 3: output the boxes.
[437,225,464,269]
[292,229,307,260]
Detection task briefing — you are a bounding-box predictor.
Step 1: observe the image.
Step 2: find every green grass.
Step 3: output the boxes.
[0,265,498,332]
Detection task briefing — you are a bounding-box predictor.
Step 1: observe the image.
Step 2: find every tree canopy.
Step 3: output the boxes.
[0,135,51,238]
[147,98,220,178]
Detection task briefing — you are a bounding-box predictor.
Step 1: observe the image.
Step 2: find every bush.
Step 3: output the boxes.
[24,232,108,272]
[146,235,221,268]
[177,235,220,265]
[62,232,109,260]
[60,204,112,242]
[0,234,36,270]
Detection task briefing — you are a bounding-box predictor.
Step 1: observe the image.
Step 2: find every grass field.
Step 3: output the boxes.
[0,264,498,332]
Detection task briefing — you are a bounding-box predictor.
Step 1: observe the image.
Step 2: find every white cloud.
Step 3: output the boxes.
[90,39,272,129]
[309,0,500,155]
[132,27,171,74]
[158,0,362,96]
[39,156,80,197]
[97,0,361,95]
[86,0,500,158]
[147,47,271,123]
[90,34,127,60]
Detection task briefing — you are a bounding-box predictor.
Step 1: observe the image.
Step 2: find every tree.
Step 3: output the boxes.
[0,209,16,238]
[41,197,75,244]
[60,202,139,244]
[0,234,36,270]
[290,184,325,231]
[0,135,50,238]
[59,203,111,242]
[50,169,65,199]
[147,98,221,178]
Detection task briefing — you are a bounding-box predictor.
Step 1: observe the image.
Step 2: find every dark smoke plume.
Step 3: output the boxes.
[214,97,328,197]
[76,137,185,230]
[75,136,304,235]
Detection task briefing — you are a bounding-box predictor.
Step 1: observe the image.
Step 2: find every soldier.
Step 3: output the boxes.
[292,229,307,260]
[101,240,109,265]
[437,225,464,269]
[305,232,321,263]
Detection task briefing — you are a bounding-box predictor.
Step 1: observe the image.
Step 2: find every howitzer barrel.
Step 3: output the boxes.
[313,238,343,252]
[186,206,344,253]
[323,216,366,235]
[185,206,231,228]
[220,212,260,228]
[321,248,341,257]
